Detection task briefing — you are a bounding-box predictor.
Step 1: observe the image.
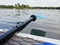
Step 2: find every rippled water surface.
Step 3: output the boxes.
[0,9,60,40]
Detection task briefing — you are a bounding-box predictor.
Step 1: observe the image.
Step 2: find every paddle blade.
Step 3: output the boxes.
[35,14,48,19]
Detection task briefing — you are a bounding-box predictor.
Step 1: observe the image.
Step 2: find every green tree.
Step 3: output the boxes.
[15,3,21,9]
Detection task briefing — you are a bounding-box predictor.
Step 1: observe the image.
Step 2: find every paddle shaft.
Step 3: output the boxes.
[0,15,36,45]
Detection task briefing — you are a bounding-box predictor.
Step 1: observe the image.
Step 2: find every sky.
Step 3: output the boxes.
[0,0,60,7]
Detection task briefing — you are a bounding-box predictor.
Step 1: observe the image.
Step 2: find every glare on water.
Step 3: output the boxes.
[0,9,60,40]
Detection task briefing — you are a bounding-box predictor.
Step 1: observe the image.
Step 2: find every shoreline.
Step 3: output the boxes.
[0,8,60,10]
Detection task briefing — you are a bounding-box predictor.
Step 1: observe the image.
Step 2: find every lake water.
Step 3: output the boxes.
[0,9,60,40]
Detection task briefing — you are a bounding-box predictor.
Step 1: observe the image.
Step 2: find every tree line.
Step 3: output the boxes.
[32,7,60,9]
[0,3,60,9]
[0,5,14,9]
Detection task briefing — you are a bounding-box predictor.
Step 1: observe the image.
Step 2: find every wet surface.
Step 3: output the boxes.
[0,9,60,40]
[0,31,44,45]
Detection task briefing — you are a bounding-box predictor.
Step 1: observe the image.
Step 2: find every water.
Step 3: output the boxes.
[0,9,60,40]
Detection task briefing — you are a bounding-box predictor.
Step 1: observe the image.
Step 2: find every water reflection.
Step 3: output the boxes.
[0,9,60,40]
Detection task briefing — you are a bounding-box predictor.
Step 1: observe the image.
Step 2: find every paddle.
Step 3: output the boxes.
[35,14,48,19]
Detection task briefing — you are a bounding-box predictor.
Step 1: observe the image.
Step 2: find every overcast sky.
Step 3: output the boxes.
[0,0,60,7]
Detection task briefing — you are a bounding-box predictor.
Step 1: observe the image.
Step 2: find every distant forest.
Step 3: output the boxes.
[0,3,60,9]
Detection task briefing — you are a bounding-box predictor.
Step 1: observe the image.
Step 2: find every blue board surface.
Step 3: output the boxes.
[34,42,56,45]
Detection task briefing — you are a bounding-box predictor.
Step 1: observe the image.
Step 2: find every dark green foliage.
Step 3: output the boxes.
[15,3,31,9]
[0,3,60,9]
[0,5,14,9]
[32,7,60,9]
